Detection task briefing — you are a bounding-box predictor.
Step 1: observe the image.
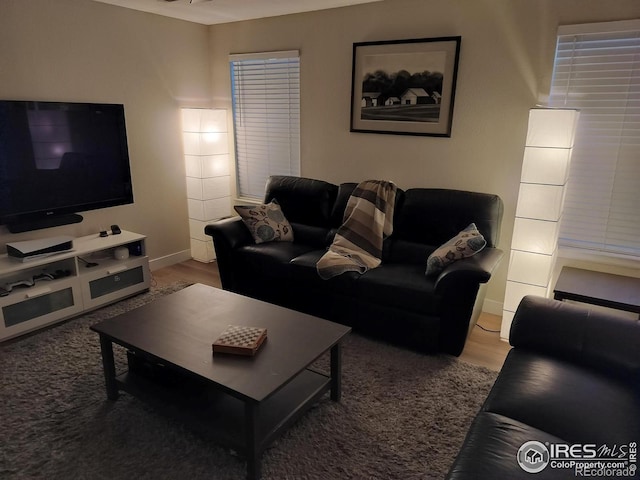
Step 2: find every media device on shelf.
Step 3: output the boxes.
[99,225,121,237]
[6,236,74,261]
[113,246,129,260]
[0,100,134,233]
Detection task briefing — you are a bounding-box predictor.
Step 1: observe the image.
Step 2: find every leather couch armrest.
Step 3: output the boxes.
[204,217,252,291]
[204,216,252,250]
[434,247,504,292]
[511,295,640,378]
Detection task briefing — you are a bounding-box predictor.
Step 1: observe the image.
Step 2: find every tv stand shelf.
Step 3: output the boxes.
[0,230,150,341]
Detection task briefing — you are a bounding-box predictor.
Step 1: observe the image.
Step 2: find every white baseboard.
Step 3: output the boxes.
[149,249,192,271]
[482,298,503,316]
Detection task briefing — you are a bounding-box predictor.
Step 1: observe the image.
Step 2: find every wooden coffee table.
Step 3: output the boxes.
[90,284,351,480]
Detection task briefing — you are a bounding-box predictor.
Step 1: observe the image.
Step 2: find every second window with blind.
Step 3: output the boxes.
[549,20,640,258]
[229,51,301,201]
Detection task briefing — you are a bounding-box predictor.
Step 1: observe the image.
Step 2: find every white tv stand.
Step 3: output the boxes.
[0,230,150,341]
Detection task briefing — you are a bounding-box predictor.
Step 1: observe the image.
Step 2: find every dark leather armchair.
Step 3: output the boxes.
[447,295,640,478]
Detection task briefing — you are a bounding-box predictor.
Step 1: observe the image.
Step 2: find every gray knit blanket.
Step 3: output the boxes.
[316,180,397,279]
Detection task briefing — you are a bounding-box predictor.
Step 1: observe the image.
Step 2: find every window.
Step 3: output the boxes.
[229,51,300,200]
[548,20,640,257]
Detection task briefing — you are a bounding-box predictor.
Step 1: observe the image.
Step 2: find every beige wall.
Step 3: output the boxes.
[0,0,638,308]
[0,0,211,266]
[209,0,640,310]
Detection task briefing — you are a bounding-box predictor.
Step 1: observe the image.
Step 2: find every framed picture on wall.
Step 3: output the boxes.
[350,36,461,137]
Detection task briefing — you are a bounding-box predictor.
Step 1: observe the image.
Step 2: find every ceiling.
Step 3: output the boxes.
[92,0,383,26]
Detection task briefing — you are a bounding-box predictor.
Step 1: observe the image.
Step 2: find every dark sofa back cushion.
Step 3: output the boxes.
[393,189,503,248]
[264,176,338,228]
[385,239,430,264]
[330,182,358,227]
[331,182,405,229]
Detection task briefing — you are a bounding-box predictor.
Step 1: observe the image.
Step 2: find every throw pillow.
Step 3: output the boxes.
[234,199,294,244]
[425,223,486,276]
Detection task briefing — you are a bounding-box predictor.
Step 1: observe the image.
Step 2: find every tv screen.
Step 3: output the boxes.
[0,100,134,232]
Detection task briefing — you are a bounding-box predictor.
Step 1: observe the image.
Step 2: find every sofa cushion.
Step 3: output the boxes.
[235,242,315,276]
[426,223,487,276]
[356,263,439,314]
[230,242,316,305]
[287,223,331,249]
[386,239,431,264]
[331,183,405,229]
[330,182,358,227]
[446,412,566,480]
[483,349,640,445]
[512,296,640,379]
[264,175,338,228]
[289,250,360,293]
[394,189,503,248]
[234,200,294,244]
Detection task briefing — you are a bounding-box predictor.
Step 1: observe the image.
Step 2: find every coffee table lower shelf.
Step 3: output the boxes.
[114,366,331,475]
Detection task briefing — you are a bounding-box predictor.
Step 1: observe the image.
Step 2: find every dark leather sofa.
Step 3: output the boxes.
[447,295,640,479]
[205,175,504,356]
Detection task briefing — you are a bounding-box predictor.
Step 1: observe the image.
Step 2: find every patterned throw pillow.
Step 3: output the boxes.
[425,223,486,276]
[234,199,294,244]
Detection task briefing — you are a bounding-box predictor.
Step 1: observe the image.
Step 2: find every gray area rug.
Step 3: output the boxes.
[0,283,498,480]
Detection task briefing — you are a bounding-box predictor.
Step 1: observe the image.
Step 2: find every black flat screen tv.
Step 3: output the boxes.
[0,100,134,233]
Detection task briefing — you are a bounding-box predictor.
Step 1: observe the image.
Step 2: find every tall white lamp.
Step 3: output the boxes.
[181,108,231,263]
[501,108,579,340]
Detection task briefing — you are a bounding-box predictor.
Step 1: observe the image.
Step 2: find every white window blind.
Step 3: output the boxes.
[548,20,640,257]
[230,51,300,200]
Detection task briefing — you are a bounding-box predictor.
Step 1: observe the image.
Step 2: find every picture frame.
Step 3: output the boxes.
[350,36,461,137]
